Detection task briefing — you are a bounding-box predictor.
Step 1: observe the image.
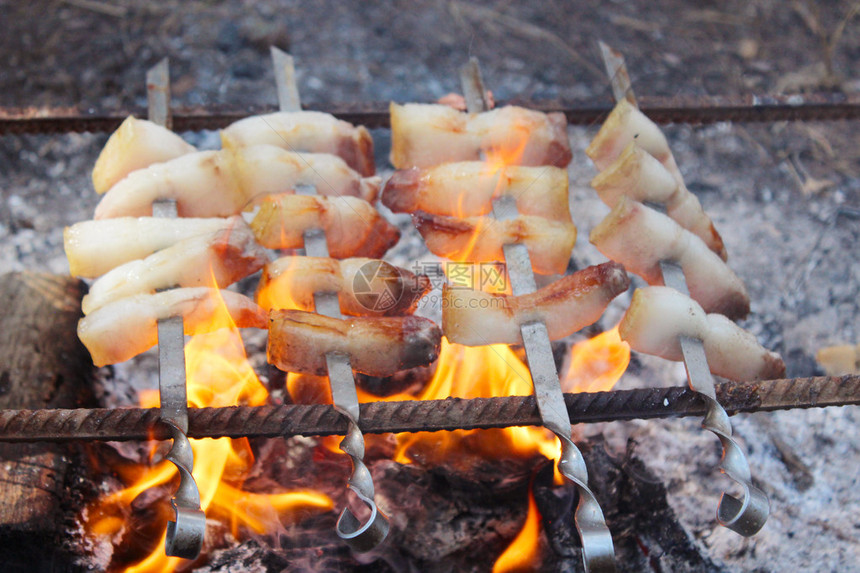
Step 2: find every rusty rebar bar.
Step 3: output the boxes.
[0,375,856,443]
[2,93,859,135]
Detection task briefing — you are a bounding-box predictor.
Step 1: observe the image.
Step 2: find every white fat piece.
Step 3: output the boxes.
[619,286,784,381]
[78,288,266,367]
[590,198,748,319]
[82,221,268,314]
[92,115,196,194]
[64,216,235,278]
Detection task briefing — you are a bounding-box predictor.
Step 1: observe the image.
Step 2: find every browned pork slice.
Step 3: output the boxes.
[382,162,570,221]
[413,211,576,275]
[251,194,400,258]
[82,220,268,314]
[590,198,749,319]
[94,146,379,219]
[442,262,630,345]
[64,216,236,278]
[267,310,441,377]
[92,115,196,194]
[619,286,785,381]
[390,103,572,169]
[78,288,266,367]
[257,256,431,316]
[591,142,726,260]
[221,110,375,176]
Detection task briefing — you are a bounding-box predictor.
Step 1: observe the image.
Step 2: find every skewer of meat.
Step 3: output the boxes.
[390,103,572,169]
[590,197,749,319]
[257,256,431,316]
[595,42,770,539]
[413,211,576,275]
[619,286,785,381]
[267,310,440,377]
[258,49,392,552]
[78,288,266,367]
[251,193,400,258]
[443,262,629,345]
[94,145,380,219]
[382,162,570,221]
[82,221,268,314]
[221,110,375,176]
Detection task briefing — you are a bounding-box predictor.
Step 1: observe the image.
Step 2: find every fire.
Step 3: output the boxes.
[256,256,305,312]
[390,340,561,466]
[85,288,333,572]
[562,325,630,394]
[493,485,542,573]
[445,121,531,262]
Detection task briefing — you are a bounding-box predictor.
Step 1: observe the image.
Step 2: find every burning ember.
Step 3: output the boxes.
[84,289,333,572]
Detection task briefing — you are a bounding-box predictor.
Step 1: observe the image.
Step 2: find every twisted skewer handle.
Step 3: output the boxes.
[162,420,206,558]
[678,335,770,535]
[324,350,390,552]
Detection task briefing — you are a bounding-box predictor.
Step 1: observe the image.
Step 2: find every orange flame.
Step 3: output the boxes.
[85,288,333,572]
[445,122,531,263]
[562,325,630,394]
[256,257,308,312]
[366,340,559,472]
[493,485,542,573]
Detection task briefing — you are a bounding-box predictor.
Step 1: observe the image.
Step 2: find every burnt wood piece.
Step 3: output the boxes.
[0,272,96,571]
[535,438,723,572]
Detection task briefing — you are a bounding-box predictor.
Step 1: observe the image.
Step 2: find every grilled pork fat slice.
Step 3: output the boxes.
[257,256,432,316]
[235,145,380,203]
[251,194,400,257]
[413,211,576,275]
[592,142,726,260]
[268,310,441,377]
[221,111,375,176]
[78,288,266,367]
[586,99,679,176]
[382,162,570,221]
[82,221,268,314]
[619,287,785,381]
[65,216,234,278]
[95,150,245,218]
[389,103,572,169]
[443,262,630,346]
[94,146,379,219]
[92,116,196,194]
[590,198,749,319]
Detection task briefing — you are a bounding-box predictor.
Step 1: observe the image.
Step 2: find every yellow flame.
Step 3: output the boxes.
[562,325,630,394]
[493,485,542,573]
[85,288,333,572]
[445,122,531,263]
[385,340,560,470]
[256,257,309,313]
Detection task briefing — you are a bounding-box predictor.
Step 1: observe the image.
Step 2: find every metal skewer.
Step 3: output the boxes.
[461,58,616,573]
[147,57,206,560]
[599,43,769,536]
[270,47,389,553]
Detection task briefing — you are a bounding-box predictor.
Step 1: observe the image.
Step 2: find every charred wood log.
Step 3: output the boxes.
[0,272,97,571]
